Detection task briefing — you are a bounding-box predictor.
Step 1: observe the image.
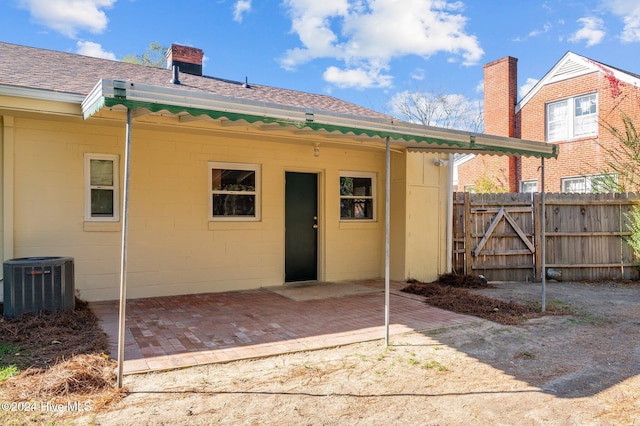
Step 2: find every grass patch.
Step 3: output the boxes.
[422,360,448,371]
[0,343,23,381]
[0,364,19,381]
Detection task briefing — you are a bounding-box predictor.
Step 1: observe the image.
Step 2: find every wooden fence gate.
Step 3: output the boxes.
[452,192,640,281]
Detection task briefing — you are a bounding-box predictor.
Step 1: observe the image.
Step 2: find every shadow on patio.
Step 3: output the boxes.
[90,279,476,374]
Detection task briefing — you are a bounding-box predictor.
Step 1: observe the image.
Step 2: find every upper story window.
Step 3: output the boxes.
[84,153,120,222]
[546,93,598,142]
[209,162,261,221]
[340,172,375,220]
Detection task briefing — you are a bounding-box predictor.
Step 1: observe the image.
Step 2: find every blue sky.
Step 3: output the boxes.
[1,0,639,121]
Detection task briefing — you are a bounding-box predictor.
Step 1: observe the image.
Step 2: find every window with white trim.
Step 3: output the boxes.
[546,93,597,142]
[464,184,476,193]
[520,180,538,193]
[84,153,119,222]
[561,173,616,193]
[209,162,261,221]
[340,172,375,220]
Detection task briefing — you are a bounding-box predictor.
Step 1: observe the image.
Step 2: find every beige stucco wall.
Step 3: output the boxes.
[1,101,450,302]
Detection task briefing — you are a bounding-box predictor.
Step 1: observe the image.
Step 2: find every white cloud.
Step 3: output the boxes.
[519,78,539,99]
[281,0,483,89]
[233,0,252,23]
[323,65,393,89]
[529,23,552,37]
[410,68,426,81]
[569,17,606,47]
[602,0,640,42]
[76,40,116,60]
[17,0,116,38]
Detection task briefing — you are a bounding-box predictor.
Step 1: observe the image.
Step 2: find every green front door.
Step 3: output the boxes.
[285,172,318,282]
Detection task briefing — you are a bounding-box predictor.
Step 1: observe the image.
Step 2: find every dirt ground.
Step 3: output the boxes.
[3,280,640,425]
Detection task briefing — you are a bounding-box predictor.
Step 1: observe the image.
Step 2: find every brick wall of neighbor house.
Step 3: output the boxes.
[518,72,640,192]
[456,56,516,191]
[461,53,640,193]
[457,155,511,192]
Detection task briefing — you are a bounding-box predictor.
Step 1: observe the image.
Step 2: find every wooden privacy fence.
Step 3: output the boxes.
[452,192,640,281]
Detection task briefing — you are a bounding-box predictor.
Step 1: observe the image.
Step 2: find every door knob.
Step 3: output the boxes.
[313,224,318,229]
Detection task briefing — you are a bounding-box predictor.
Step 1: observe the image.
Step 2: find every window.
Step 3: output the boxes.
[209,162,260,221]
[84,153,119,222]
[464,184,476,193]
[520,180,538,193]
[546,93,597,142]
[340,172,375,220]
[561,173,616,193]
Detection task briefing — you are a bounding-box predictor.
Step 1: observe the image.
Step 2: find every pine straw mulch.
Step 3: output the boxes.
[0,300,124,415]
[401,273,569,325]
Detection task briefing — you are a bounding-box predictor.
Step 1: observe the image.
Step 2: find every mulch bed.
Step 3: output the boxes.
[0,299,110,370]
[401,273,567,325]
[0,300,122,408]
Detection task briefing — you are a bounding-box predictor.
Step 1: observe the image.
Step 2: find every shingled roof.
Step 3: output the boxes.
[0,41,390,120]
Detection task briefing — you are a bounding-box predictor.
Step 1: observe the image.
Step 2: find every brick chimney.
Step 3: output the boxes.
[484,56,519,191]
[166,44,204,76]
[484,56,517,137]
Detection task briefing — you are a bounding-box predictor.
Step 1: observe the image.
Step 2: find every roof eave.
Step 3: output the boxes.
[0,83,86,104]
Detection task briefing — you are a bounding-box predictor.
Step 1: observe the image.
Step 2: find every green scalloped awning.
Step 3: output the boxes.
[82,79,558,159]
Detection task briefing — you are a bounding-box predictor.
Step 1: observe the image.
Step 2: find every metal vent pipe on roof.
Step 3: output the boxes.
[170,65,181,85]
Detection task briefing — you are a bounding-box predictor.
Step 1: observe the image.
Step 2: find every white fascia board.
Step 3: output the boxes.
[0,83,85,104]
[517,52,595,113]
[453,153,477,167]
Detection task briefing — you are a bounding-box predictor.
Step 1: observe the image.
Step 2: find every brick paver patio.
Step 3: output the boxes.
[90,280,475,374]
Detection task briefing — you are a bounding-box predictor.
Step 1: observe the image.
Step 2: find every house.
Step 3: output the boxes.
[457,53,640,193]
[0,42,556,302]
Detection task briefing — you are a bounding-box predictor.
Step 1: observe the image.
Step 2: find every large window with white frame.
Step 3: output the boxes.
[546,93,598,142]
[561,173,616,193]
[340,171,376,220]
[209,162,261,221]
[84,153,119,222]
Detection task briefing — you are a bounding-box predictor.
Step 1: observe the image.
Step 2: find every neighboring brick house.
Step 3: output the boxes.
[457,52,640,193]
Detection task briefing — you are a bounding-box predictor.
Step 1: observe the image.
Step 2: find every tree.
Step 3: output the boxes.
[122,42,168,68]
[595,114,640,192]
[389,88,484,133]
[627,202,640,264]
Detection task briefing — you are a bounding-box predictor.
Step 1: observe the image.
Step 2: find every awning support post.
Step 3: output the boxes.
[116,108,132,388]
[384,136,391,346]
[541,157,546,312]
